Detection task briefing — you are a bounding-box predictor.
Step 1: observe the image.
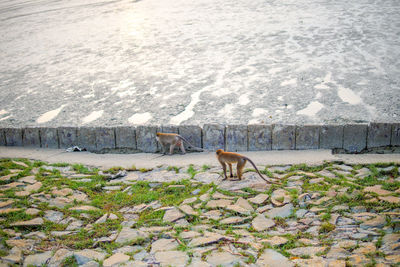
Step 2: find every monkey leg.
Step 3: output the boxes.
[178,140,186,155]
[169,143,176,155]
[237,160,246,180]
[228,163,233,178]
[219,162,228,180]
[160,144,167,155]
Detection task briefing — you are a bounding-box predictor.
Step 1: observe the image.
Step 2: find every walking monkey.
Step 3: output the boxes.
[156,133,204,155]
[216,149,279,184]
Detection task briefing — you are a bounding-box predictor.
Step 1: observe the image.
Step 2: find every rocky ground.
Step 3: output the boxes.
[0,158,399,266]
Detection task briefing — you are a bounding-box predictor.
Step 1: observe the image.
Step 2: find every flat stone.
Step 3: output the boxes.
[69,191,89,202]
[180,231,202,239]
[248,193,269,205]
[292,257,328,267]
[154,251,188,267]
[51,188,73,196]
[296,209,308,218]
[0,182,24,191]
[220,216,247,225]
[182,197,197,204]
[271,189,291,206]
[11,217,44,227]
[44,210,64,223]
[264,203,294,218]
[347,254,370,266]
[1,247,22,264]
[206,199,232,208]
[51,231,72,237]
[103,253,130,267]
[379,196,400,204]
[235,197,254,211]
[226,204,251,215]
[80,261,100,267]
[326,247,350,259]
[287,246,326,256]
[70,205,100,212]
[206,251,244,267]
[163,207,185,222]
[25,182,42,192]
[363,185,392,196]
[23,251,52,267]
[5,239,35,250]
[360,216,386,229]
[48,249,73,267]
[103,186,122,191]
[74,249,107,265]
[252,214,275,231]
[0,199,14,209]
[202,210,222,220]
[65,218,83,230]
[18,176,36,184]
[151,238,178,253]
[212,191,234,199]
[179,204,198,216]
[0,208,22,214]
[95,214,108,224]
[256,249,294,267]
[309,177,325,184]
[15,191,30,197]
[189,232,227,247]
[261,236,288,246]
[48,197,73,208]
[115,227,149,244]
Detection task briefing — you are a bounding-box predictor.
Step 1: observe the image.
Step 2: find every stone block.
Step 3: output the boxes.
[295,125,320,150]
[226,125,248,151]
[23,127,41,147]
[343,124,367,153]
[179,125,202,149]
[367,123,391,148]
[272,124,295,150]
[202,124,225,151]
[161,125,179,134]
[247,124,272,151]
[4,128,23,146]
[96,127,115,151]
[76,127,96,151]
[136,125,158,153]
[392,123,400,146]
[40,128,59,148]
[115,127,136,149]
[58,127,77,148]
[0,129,6,146]
[320,125,343,149]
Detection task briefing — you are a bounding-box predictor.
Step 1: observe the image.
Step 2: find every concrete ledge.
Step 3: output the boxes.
[0,123,399,153]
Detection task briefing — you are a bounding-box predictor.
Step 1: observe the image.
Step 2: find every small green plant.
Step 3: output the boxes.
[319,222,335,233]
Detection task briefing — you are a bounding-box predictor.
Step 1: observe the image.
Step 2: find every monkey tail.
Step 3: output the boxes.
[245,157,280,184]
[178,135,208,152]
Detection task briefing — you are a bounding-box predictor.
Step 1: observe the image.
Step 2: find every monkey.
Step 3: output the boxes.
[216,149,279,184]
[156,132,205,155]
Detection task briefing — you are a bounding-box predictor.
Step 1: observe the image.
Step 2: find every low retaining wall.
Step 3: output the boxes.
[0,123,399,153]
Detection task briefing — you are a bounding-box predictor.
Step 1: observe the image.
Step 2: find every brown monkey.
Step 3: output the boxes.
[216,149,279,184]
[156,133,204,155]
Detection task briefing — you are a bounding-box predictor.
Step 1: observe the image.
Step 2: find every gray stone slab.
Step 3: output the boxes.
[319,125,343,149]
[161,125,179,134]
[295,125,319,150]
[77,127,96,151]
[58,127,77,148]
[23,127,41,147]
[202,124,225,151]
[4,128,23,146]
[0,129,6,146]
[226,125,248,152]
[247,124,272,151]
[96,127,115,151]
[343,124,368,153]
[392,123,400,146]
[367,123,391,148]
[179,125,202,149]
[136,125,158,153]
[115,126,136,149]
[272,124,295,150]
[40,128,59,148]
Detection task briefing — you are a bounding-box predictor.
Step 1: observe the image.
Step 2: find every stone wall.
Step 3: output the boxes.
[0,123,398,153]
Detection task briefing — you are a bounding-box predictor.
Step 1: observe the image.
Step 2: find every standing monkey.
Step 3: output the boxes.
[156,133,204,155]
[216,149,278,184]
